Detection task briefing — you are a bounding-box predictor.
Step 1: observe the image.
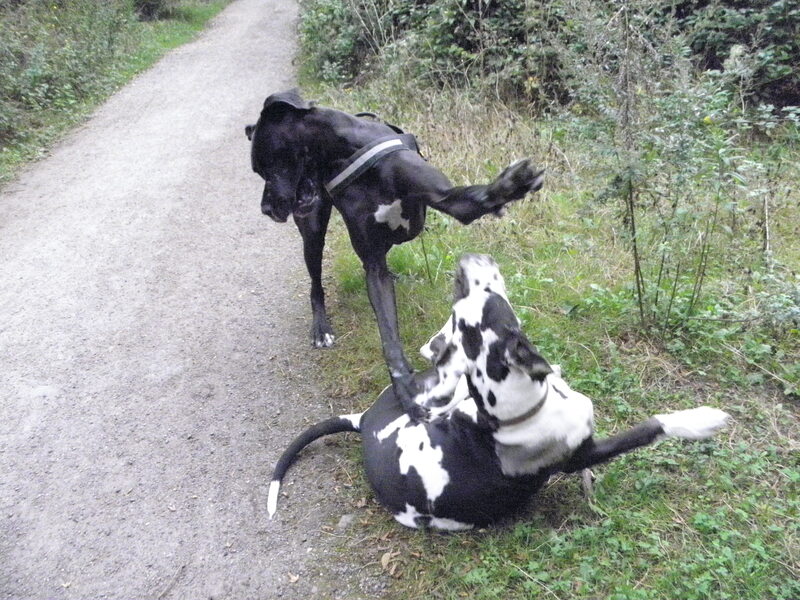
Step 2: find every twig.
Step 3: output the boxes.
[503,560,562,599]
[157,564,187,600]
[720,341,793,388]
[419,231,433,285]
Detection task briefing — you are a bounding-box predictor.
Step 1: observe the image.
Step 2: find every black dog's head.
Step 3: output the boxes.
[246,89,314,223]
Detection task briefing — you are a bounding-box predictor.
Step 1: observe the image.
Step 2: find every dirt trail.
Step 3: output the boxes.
[0,1,378,598]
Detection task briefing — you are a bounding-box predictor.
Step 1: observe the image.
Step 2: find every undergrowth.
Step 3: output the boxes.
[0,0,229,185]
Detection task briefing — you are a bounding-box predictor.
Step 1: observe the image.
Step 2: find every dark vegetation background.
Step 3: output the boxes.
[300,0,800,109]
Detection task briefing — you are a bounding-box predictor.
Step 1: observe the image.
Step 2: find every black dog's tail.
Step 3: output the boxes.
[560,407,730,474]
[268,413,362,518]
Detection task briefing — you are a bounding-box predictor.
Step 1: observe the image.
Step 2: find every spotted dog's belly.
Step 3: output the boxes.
[360,386,545,529]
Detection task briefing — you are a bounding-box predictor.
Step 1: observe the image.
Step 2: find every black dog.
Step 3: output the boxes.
[267,255,730,530]
[246,90,544,413]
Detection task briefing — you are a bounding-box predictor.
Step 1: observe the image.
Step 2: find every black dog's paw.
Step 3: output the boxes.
[407,402,431,422]
[311,321,335,348]
[488,159,545,204]
[392,373,431,422]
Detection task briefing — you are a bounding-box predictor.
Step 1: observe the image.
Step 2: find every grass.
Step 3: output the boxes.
[298,83,800,599]
[0,1,229,185]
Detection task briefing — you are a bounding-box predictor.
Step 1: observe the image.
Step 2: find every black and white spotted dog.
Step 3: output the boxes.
[267,255,730,530]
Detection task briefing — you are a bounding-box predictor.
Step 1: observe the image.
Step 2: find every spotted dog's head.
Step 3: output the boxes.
[420,254,509,363]
[246,89,316,223]
[452,253,508,302]
[419,254,552,422]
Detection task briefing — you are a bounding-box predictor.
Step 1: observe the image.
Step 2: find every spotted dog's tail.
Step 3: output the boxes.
[268,414,362,518]
[560,406,730,473]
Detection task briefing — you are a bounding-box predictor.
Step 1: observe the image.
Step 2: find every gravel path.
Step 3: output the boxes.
[0,1,375,598]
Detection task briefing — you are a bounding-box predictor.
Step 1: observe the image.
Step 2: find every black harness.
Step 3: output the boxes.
[325,133,419,195]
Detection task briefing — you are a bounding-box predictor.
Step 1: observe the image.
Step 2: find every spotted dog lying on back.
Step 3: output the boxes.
[267,255,730,530]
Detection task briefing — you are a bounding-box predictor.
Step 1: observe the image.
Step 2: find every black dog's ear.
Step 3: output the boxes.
[505,328,552,379]
[261,88,313,119]
[245,124,255,140]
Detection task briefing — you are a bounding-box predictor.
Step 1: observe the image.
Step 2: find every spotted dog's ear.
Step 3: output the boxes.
[260,89,313,120]
[453,265,470,302]
[505,328,552,379]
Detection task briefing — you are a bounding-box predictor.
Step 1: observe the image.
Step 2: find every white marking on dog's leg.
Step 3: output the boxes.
[314,333,335,348]
[394,503,423,529]
[430,378,473,419]
[267,480,280,518]
[655,407,730,440]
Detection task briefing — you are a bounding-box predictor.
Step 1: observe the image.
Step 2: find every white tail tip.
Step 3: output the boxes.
[655,406,730,440]
[267,480,280,518]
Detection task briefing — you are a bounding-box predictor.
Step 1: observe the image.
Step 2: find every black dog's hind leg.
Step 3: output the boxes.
[363,256,426,420]
[294,202,334,347]
[558,420,666,475]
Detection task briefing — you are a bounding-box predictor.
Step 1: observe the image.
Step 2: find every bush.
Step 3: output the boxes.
[298,0,800,109]
[133,0,179,20]
[677,0,800,108]
[0,0,133,145]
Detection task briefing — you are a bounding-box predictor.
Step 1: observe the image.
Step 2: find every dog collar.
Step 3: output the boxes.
[325,134,418,195]
[495,380,548,427]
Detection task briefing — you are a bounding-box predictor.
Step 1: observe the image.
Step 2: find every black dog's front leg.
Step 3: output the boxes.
[294,203,335,347]
[432,160,545,224]
[363,257,427,421]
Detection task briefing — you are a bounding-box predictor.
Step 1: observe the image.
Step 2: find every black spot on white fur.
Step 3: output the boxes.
[458,319,483,360]
[486,341,509,382]
[466,376,484,409]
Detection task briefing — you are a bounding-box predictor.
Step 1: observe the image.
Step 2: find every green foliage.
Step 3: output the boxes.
[306,80,799,599]
[300,2,799,596]
[297,0,363,82]
[0,0,227,182]
[0,0,132,145]
[298,0,800,109]
[678,0,800,108]
[134,0,179,20]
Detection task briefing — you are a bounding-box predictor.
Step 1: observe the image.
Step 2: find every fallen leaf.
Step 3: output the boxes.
[288,573,299,584]
[380,551,400,571]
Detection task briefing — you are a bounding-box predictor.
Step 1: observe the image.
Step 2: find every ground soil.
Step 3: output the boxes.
[0,1,386,597]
